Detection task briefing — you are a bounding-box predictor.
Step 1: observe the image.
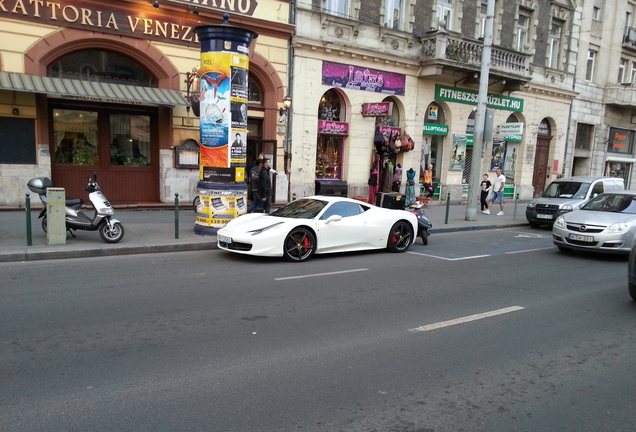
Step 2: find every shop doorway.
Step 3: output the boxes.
[50,102,159,203]
[532,120,552,196]
[246,138,278,202]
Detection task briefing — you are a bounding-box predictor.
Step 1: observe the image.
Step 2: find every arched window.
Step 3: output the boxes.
[47,49,156,87]
[248,76,263,106]
[318,89,345,121]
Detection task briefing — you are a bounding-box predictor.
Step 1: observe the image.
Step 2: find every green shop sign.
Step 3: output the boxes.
[423,123,448,135]
[435,85,524,112]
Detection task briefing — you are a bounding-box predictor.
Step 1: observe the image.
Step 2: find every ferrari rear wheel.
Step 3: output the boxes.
[283,228,316,262]
[387,221,413,253]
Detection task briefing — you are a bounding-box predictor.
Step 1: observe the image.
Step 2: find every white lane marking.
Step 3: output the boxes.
[505,247,554,254]
[409,306,525,332]
[408,251,490,261]
[275,268,368,281]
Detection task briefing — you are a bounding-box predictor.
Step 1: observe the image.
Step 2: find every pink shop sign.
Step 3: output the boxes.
[361,102,393,117]
[318,120,348,135]
[322,61,406,95]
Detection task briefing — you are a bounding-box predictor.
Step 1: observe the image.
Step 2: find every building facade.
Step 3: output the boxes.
[0,0,292,207]
[289,0,579,202]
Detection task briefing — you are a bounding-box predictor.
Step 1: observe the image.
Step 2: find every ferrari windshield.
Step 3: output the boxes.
[270,199,328,219]
[542,181,590,199]
[581,194,636,213]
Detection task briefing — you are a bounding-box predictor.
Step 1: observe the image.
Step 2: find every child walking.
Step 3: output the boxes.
[480,173,492,212]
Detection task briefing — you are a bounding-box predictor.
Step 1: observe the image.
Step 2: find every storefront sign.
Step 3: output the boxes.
[435,85,524,112]
[538,121,550,136]
[0,0,203,47]
[499,122,523,142]
[608,127,634,154]
[165,0,259,16]
[423,123,448,135]
[361,102,393,117]
[378,126,401,136]
[318,120,348,135]
[428,106,438,120]
[322,61,406,96]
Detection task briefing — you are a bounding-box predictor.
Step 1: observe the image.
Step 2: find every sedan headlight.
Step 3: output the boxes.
[561,205,573,212]
[604,221,633,234]
[527,202,535,208]
[554,215,566,229]
[248,222,284,236]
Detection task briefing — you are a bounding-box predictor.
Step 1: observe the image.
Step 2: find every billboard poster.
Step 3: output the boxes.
[450,134,467,170]
[490,137,506,171]
[199,51,249,183]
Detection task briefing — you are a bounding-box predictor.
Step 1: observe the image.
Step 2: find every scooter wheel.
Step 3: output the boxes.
[421,230,429,246]
[41,216,48,233]
[100,221,125,243]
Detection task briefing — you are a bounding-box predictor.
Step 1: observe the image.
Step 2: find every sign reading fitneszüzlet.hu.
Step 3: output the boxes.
[435,85,524,112]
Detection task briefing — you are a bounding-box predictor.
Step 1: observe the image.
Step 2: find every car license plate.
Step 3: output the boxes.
[568,233,593,242]
[218,235,232,244]
[537,214,553,219]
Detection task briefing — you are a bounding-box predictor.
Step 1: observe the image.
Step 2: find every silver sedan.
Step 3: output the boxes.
[552,191,636,254]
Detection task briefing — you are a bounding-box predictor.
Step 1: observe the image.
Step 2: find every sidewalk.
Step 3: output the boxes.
[0,201,528,263]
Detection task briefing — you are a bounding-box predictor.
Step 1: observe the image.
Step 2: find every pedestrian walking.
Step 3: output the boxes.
[247,158,263,212]
[480,173,492,212]
[483,168,506,215]
[257,158,272,213]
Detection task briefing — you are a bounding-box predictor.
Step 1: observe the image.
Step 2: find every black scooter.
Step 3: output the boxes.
[408,201,432,245]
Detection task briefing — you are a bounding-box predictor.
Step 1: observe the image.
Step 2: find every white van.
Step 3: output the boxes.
[525,176,625,227]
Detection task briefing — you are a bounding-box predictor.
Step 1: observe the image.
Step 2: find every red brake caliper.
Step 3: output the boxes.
[302,236,310,253]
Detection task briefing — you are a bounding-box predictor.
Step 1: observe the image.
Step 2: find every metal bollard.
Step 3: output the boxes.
[513,193,519,220]
[445,192,451,224]
[175,193,179,239]
[25,193,32,246]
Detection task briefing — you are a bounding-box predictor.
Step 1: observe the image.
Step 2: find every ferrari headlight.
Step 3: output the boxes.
[248,222,284,235]
[554,216,566,229]
[604,221,632,234]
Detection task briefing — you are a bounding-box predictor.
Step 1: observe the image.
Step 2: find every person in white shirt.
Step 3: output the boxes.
[483,168,506,215]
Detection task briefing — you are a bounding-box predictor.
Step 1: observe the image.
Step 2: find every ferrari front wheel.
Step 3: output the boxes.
[387,221,413,253]
[283,228,316,262]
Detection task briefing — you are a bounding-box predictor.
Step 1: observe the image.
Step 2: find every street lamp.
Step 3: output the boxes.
[278,95,292,122]
[185,66,200,117]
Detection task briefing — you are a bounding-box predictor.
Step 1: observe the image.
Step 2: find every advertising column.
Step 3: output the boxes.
[194,16,258,235]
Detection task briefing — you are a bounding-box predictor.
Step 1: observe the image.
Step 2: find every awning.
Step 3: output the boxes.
[0,72,189,107]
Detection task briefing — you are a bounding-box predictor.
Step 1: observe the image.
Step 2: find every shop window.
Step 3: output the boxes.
[0,117,36,164]
[605,161,631,185]
[608,127,634,154]
[316,135,343,179]
[47,49,156,87]
[248,76,263,106]
[110,114,151,167]
[379,96,400,127]
[318,89,344,121]
[575,123,593,150]
[53,109,99,166]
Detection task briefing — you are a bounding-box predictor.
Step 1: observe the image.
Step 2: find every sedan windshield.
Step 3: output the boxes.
[270,199,328,219]
[542,181,589,199]
[582,194,636,213]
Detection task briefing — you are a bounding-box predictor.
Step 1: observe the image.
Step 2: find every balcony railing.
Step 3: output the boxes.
[420,31,531,79]
[604,83,636,107]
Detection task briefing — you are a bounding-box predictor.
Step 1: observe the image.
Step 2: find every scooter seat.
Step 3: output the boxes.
[66,198,84,206]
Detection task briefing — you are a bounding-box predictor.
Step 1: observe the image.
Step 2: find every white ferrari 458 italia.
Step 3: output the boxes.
[217,196,418,262]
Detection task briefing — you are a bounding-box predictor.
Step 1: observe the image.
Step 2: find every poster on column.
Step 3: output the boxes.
[199,51,249,183]
[503,141,518,180]
[449,134,467,170]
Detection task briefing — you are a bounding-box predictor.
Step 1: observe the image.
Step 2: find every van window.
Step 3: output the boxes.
[591,182,604,196]
[543,181,590,199]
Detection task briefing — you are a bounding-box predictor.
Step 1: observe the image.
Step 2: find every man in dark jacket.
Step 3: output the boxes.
[247,158,262,212]
[257,158,272,213]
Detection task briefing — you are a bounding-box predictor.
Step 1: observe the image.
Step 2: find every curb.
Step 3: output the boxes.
[0,242,216,263]
[430,222,528,234]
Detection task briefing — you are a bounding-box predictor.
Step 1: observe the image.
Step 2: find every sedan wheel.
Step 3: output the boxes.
[630,282,636,301]
[283,228,316,262]
[387,221,413,253]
